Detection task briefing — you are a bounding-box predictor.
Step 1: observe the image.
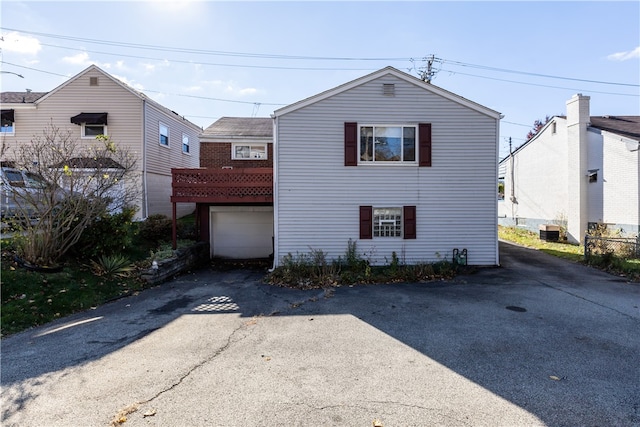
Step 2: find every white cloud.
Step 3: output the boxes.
[112,74,144,91]
[607,46,640,61]
[141,59,170,74]
[238,88,258,96]
[62,52,91,66]
[61,52,113,70]
[0,31,42,55]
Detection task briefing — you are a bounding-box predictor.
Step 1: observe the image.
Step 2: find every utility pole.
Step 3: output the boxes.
[419,55,436,83]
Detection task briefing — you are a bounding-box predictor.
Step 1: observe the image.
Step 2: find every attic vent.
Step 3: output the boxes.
[89,77,98,86]
[382,83,395,96]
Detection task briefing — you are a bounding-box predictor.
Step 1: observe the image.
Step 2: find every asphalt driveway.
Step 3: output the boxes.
[2,241,639,426]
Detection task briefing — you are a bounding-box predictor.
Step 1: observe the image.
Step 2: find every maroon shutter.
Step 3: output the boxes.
[403,206,416,239]
[359,206,372,239]
[345,122,358,166]
[419,123,432,167]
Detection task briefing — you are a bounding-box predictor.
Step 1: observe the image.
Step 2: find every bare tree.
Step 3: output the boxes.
[2,122,140,266]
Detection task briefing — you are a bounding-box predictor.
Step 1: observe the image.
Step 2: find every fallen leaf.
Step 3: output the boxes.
[143,409,156,417]
[372,419,384,427]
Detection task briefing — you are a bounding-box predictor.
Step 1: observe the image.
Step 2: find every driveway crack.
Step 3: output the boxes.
[109,316,259,426]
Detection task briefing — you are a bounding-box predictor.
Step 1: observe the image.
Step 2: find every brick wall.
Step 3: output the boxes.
[200,143,273,169]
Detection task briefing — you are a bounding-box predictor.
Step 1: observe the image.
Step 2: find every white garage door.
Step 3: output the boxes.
[211,207,273,259]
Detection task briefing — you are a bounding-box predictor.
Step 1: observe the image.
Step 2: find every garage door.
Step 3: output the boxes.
[211,208,273,259]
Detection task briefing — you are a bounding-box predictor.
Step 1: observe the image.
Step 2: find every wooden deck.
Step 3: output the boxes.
[171,167,273,204]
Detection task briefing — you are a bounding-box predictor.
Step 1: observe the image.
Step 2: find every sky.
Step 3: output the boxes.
[1,1,639,160]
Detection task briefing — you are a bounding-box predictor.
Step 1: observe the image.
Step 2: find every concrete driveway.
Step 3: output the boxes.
[2,241,639,427]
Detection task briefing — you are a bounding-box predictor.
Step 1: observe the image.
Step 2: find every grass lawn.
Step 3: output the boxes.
[0,258,148,336]
[498,225,640,281]
[1,213,197,337]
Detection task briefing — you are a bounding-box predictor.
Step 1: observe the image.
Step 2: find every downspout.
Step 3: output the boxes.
[142,100,149,218]
[269,114,278,272]
[496,115,503,266]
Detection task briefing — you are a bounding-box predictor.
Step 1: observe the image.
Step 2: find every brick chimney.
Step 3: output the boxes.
[566,94,590,243]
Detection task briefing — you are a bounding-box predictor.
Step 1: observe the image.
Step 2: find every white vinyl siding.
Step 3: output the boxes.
[274,74,499,266]
[499,118,569,224]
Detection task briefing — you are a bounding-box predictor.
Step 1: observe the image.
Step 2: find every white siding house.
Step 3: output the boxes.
[1,65,201,219]
[498,94,640,242]
[272,67,502,266]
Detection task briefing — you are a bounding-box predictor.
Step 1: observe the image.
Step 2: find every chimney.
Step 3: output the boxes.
[566,94,590,244]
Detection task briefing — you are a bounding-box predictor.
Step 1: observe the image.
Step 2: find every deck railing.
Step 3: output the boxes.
[171,167,273,204]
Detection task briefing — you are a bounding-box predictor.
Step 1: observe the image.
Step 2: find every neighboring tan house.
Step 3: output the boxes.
[1,64,202,219]
[271,66,502,266]
[498,94,640,242]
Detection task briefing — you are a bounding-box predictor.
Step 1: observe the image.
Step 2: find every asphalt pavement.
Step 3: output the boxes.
[1,241,639,427]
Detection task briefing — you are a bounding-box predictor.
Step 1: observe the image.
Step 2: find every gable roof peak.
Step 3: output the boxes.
[273,66,500,119]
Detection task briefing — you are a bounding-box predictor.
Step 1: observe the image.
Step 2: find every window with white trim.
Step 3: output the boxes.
[360,125,416,163]
[159,123,169,146]
[182,133,190,154]
[373,207,402,237]
[232,144,267,159]
[82,123,107,138]
[1,110,15,134]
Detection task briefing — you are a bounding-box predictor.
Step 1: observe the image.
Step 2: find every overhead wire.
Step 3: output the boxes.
[2,26,638,88]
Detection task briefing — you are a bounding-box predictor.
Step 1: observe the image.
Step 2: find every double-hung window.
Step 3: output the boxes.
[159,123,169,146]
[232,144,267,159]
[360,125,416,163]
[182,133,190,154]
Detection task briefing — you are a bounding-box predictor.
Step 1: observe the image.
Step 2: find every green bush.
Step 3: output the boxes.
[138,214,173,247]
[73,207,137,260]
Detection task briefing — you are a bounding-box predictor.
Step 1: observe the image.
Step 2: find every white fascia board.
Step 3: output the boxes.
[1,103,37,110]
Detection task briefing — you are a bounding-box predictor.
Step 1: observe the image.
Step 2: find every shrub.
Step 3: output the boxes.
[73,207,137,260]
[138,214,172,247]
[266,240,456,288]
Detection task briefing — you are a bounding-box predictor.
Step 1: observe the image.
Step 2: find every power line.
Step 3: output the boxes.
[439,68,639,97]
[37,42,379,72]
[4,26,637,88]
[0,61,289,107]
[1,27,409,62]
[439,58,639,88]
[502,120,535,128]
